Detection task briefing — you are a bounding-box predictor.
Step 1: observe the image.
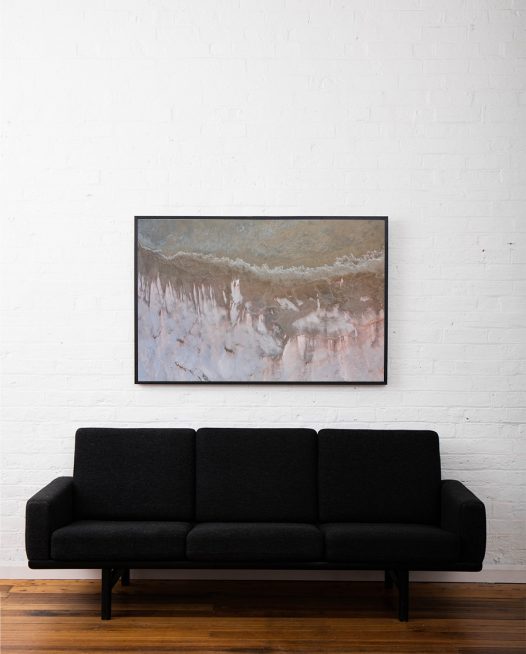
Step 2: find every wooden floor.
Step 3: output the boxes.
[1,579,525,653]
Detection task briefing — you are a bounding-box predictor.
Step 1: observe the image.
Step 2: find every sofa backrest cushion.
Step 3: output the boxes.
[73,428,195,520]
[195,428,318,522]
[318,429,441,524]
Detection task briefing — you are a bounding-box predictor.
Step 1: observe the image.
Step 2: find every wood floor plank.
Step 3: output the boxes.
[1,580,524,653]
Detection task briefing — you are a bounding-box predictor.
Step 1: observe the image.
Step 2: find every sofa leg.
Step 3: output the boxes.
[121,568,130,586]
[101,568,128,618]
[101,568,112,620]
[396,569,409,622]
[384,569,393,589]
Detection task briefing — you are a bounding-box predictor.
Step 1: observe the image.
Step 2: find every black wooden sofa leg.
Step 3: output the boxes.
[396,569,409,622]
[101,568,112,620]
[101,568,127,620]
[386,569,409,621]
[121,568,130,586]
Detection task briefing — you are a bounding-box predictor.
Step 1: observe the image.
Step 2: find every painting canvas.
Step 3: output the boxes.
[135,217,387,384]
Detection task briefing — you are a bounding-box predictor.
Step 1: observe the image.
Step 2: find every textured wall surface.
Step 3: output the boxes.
[1,0,525,579]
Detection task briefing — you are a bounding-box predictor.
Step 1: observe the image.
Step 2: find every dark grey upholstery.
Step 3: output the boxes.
[73,428,195,520]
[318,429,441,524]
[26,477,74,560]
[187,523,323,561]
[195,428,318,522]
[322,523,459,563]
[441,480,486,564]
[52,521,191,561]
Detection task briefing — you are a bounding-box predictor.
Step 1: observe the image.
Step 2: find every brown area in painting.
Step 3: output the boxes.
[138,245,384,350]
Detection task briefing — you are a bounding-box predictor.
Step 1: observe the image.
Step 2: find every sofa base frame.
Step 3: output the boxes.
[100,567,409,621]
[29,561,481,621]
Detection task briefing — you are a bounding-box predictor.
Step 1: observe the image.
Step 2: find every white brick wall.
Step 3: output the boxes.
[1,0,525,580]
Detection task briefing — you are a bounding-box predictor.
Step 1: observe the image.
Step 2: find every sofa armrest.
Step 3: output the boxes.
[26,477,74,561]
[441,479,486,565]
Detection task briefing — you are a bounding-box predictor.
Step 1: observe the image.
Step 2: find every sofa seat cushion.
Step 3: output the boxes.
[322,523,459,564]
[187,523,323,562]
[51,521,191,561]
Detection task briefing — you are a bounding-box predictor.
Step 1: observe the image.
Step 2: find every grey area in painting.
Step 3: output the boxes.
[137,218,385,382]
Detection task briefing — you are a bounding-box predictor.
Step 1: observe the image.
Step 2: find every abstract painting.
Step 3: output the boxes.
[135,217,387,383]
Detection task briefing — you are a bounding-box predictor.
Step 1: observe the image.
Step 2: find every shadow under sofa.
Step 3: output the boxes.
[26,427,486,620]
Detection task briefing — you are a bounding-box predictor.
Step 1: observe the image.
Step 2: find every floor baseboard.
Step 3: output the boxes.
[1,564,524,583]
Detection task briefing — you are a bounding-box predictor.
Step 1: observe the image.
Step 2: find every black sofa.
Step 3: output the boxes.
[26,428,486,621]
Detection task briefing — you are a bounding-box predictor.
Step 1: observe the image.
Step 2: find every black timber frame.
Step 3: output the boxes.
[30,560,481,621]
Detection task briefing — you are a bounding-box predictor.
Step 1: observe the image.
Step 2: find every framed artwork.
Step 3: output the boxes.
[135,217,387,384]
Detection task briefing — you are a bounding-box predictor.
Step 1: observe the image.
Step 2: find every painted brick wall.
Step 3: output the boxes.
[1,0,525,579]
